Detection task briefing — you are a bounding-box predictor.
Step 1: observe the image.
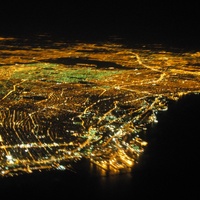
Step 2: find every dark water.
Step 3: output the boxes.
[0,93,199,199]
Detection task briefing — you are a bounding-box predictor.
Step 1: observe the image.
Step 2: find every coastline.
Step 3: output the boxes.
[0,93,199,199]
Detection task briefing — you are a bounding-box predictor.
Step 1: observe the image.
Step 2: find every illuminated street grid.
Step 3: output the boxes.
[0,36,200,177]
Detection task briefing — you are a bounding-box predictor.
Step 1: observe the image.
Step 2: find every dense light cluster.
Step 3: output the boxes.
[0,36,199,177]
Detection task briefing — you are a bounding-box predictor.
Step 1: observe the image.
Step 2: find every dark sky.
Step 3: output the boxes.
[0,1,199,46]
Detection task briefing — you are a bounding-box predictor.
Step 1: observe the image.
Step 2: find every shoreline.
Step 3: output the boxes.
[0,93,199,198]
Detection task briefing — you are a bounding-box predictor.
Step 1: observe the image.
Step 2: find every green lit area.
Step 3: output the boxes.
[11,62,123,83]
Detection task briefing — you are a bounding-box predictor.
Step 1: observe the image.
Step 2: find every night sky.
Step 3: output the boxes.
[0,1,199,46]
